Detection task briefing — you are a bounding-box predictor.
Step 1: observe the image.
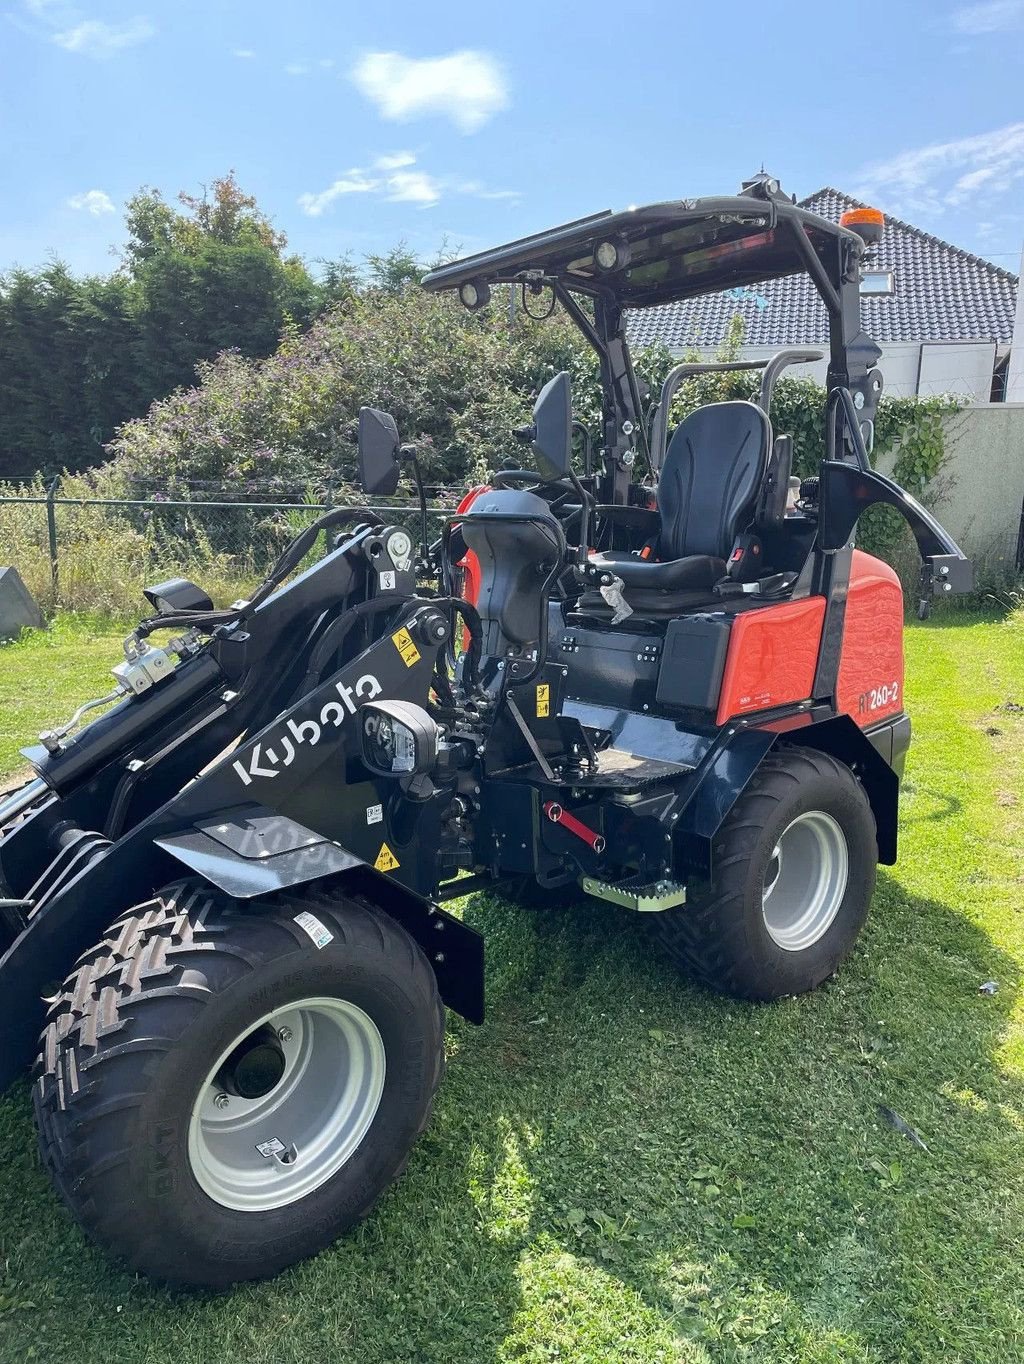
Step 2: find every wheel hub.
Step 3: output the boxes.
[761,810,849,952]
[217,1024,287,1100]
[188,997,386,1212]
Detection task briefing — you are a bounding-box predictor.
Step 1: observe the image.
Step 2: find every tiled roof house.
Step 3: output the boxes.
[626,185,1019,401]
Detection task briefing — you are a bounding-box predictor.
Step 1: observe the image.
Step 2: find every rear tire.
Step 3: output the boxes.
[653,745,877,1000]
[33,879,444,1288]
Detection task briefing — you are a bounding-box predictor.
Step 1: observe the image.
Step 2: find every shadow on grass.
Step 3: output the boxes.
[446,873,1023,1360]
[0,872,1019,1363]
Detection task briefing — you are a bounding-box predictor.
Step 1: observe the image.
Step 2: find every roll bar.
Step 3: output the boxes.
[647,348,824,471]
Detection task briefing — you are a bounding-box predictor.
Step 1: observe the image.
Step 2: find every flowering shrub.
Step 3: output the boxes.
[107,289,673,493]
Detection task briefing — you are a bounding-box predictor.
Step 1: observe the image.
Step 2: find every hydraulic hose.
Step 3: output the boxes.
[135,508,384,640]
[295,596,407,697]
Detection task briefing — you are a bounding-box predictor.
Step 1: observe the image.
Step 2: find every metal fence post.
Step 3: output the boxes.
[45,476,60,595]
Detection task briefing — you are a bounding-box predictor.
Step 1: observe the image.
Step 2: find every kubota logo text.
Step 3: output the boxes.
[233,674,383,786]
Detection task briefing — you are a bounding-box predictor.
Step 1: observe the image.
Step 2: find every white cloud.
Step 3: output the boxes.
[68,189,115,216]
[52,16,154,56]
[350,50,509,133]
[949,0,1024,31]
[232,48,255,59]
[375,151,417,171]
[853,122,1024,216]
[299,152,517,216]
[454,178,521,202]
[285,61,309,76]
[385,171,441,206]
[298,172,379,217]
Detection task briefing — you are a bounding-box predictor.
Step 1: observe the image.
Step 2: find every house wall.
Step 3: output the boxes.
[671,341,998,401]
[877,403,1024,579]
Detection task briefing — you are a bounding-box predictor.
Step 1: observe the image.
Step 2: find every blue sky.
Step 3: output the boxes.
[2,0,1022,278]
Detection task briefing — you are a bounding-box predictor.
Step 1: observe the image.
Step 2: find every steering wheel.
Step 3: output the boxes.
[489,468,587,529]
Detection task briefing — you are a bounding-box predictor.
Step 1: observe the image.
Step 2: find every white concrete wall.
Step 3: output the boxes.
[900,403,1024,579]
[1005,245,1024,403]
[671,340,997,401]
[917,342,996,400]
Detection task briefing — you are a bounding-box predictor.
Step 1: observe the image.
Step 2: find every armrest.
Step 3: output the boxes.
[594,504,660,532]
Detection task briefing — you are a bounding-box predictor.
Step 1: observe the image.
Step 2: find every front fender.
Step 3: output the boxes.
[155,806,362,899]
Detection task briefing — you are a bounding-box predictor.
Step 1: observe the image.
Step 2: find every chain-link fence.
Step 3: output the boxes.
[0,479,465,618]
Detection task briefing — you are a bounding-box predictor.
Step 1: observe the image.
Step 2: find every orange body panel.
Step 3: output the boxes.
[716,597,827,725]
[454,485,490,606]
[836,549,905,726]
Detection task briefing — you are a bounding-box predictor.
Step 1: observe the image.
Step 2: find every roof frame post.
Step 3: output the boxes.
[786,218,883,456]
[558,284,648,504]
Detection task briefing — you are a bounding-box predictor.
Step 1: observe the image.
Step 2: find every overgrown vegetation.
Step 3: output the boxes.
[0,173,356,479]
[1,249,968,616]
[0,607,1022,1361]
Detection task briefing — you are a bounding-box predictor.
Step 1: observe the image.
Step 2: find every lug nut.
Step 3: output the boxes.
[278,1026,293,1043]
[214,1093,230,1109]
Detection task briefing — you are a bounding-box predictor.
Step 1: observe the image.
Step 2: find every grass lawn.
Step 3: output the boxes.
[1,609,1022,1363]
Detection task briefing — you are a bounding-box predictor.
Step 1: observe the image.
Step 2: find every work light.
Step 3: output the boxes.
[459,280,490,311]
[593,237,630,273]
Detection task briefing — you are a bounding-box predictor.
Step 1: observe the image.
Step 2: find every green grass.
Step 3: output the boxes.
[0,615,127,782]
[1,610,1022,1363]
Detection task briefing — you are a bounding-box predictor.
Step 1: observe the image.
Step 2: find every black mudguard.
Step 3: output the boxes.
[672,711,900,880]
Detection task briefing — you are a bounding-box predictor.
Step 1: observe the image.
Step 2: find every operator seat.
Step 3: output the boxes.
[588,400,772,609]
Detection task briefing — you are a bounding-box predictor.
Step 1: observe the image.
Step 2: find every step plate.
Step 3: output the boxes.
[505,747,692,792]
[581,875,687,912]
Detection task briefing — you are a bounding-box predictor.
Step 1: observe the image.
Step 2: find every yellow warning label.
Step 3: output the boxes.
[536,683,550,718]
[392,627,421,668]
[374,842,401,872]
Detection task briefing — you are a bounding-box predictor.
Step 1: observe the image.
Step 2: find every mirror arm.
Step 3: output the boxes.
[572,421,593,478]
[400,444,430,571]
[564,469,592,565]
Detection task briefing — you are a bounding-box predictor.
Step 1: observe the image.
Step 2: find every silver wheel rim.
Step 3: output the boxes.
[761,810,849,952]
[187,997,386,1212]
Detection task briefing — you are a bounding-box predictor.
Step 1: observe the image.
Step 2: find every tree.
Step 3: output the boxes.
[0,173,323,479]
[126,172,320,398]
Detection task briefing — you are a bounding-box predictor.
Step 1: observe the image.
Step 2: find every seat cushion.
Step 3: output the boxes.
[576,586,719,619]
[589,552,726,591]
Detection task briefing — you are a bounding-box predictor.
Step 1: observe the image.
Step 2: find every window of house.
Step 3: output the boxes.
[861,270,895,296]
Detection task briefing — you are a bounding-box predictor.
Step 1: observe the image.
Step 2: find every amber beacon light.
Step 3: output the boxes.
[839,206,885,246]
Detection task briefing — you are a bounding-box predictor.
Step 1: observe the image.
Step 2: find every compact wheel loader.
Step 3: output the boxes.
[0,177,972,1286]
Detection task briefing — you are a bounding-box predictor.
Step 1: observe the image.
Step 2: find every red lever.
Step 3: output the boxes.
[544,801,606,854]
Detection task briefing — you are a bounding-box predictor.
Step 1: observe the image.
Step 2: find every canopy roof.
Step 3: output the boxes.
[421,194,865,309]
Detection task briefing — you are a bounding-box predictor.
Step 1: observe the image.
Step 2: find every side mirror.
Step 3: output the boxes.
[531,372,572,482]
[358,407,401,496]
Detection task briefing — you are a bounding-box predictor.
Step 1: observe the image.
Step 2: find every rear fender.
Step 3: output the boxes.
[777,713,899,864]
[672,727,778,881]
[672,711,899,882]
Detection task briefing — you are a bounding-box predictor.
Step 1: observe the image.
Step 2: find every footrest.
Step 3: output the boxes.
[580,874,687,912]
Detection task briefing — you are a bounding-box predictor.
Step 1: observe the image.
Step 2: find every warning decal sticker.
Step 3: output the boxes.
[374,842,401,872]
[392,628,421,668]
[536,683,550,718]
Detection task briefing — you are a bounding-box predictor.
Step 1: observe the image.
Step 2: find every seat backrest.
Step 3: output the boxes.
[658,400,772,560]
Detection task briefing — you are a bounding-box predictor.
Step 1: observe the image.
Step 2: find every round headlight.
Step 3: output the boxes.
[594,240,619,271]
[459,279,490,311]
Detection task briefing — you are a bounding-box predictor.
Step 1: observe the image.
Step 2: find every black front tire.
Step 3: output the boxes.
[653,745,878,1000]
[33,879,444,1288]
